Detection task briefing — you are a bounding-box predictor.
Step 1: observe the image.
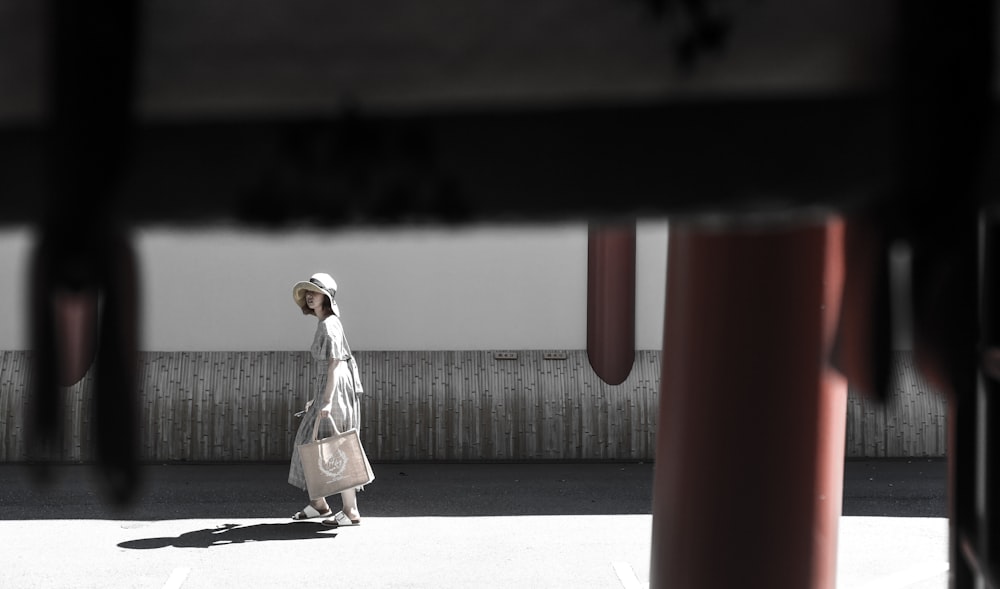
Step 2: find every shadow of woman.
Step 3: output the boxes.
[118,522,337,549]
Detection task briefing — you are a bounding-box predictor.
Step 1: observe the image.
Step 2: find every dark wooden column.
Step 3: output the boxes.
[50,290,99,386]
[651,217,847,588]
[587,223,636,385]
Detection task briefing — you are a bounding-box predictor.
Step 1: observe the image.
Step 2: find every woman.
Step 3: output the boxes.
[288,272,365,526]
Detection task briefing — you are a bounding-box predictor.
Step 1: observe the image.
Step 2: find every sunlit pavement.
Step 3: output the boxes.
[0,515,949,589]
[0,461,948,588]
[1,516,652,589]
[838,517,948,589]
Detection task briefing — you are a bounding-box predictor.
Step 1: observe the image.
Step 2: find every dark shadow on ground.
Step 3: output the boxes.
[841,458,947,518]
[1,460,947,520]
[0,462,655,520]
[118,522,336,549]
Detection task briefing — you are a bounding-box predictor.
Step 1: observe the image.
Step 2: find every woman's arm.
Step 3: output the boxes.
[319,358,341,418]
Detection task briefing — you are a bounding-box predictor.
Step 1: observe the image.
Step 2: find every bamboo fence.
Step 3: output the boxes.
[0,350,944,462]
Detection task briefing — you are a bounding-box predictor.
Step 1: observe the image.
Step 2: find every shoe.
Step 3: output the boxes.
[292,505,333,520]
[322,511,361,527]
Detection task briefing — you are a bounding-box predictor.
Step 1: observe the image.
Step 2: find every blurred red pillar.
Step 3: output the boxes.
[52,290,99,386]
[587,223,636,385]
[651,217,847,588]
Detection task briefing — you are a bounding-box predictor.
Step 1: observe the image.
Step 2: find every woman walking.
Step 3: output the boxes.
[288,272,366,526]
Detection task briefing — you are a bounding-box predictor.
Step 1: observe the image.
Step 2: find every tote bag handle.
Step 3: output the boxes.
[311,414,344,441]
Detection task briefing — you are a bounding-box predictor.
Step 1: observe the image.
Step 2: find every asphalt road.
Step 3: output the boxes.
[842,458,947,517]
[0,459,948,588]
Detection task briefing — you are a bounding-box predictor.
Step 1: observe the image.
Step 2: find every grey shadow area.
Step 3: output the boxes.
[0,459,945,521]
[117,522,337,549]
[0,462,654,520]
[841,458,947,517]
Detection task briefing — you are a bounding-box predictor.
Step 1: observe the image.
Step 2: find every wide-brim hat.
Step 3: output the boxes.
[292,272,340,316]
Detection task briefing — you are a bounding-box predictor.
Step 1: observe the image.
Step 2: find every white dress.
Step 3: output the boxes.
[287,315,363,491]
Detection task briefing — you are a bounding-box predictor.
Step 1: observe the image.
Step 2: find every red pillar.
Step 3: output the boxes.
[52,290,99,386]
[651,217,847,588]
[587,223,636,385]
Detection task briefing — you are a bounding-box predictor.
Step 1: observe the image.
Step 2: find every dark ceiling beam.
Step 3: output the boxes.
[1,96,898,227]
[0,0,896,122]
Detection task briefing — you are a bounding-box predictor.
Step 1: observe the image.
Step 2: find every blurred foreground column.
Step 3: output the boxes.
[651,216,847,589]
[587,223,636,385]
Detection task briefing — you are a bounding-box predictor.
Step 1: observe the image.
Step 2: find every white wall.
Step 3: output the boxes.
[0,229,30,350]
[0,222,669,352]
[636,219,669,350]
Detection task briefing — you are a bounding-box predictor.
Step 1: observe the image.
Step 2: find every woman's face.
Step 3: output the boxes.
[304,290,325,313]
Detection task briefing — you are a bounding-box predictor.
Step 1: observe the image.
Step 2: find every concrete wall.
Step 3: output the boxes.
[0,222,669,352]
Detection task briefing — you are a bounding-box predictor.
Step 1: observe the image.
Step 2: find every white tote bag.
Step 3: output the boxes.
[298,416,375,500]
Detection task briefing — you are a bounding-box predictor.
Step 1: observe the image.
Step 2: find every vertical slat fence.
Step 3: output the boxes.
[0,349,944,462]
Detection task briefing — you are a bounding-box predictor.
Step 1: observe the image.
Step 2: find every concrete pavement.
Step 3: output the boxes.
[0,460,948,588]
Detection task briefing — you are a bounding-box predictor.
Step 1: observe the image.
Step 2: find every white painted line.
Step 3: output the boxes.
[851,561,950,589]
[612,561,647,589]
[162,567,190,589]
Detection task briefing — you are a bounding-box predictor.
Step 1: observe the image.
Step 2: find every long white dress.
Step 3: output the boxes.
[287,315,362,491]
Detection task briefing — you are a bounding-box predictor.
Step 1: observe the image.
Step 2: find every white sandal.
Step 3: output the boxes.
[292,505,332,520]
[323,511,361,527]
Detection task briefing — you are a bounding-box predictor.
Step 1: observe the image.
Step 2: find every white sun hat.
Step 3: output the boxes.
[292,272,340,316]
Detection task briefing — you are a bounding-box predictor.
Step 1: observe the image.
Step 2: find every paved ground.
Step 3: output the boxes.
[0,459,948,588]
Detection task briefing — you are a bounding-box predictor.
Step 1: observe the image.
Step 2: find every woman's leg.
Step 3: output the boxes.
[340,488,360,520]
